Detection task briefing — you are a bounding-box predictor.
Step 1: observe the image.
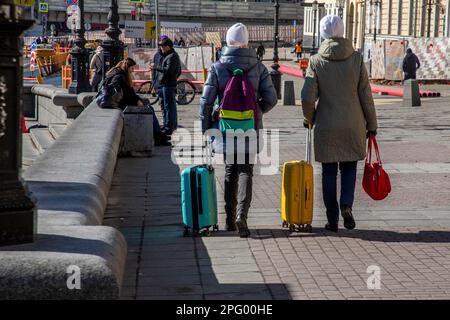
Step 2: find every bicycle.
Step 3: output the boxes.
[135,78,197,106]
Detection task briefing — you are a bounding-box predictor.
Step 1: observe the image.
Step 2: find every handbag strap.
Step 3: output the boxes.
[366,134,382,165]
[371,135,382,165]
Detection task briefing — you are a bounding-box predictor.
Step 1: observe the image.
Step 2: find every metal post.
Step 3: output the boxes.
[102,0,124,79]
[312,1,318,55]
[0,1,37,246]
[270,0,281,100]
[155,0,159,48]
[414,0,418,37]
[374,0,378,43]
[361,0,367,54]
[68,0,91,93]
[427,0,432,37]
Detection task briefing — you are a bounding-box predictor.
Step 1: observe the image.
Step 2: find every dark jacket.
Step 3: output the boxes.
[154,48,181,87]
[152,49,165,89]
[106,68,142,110]
[200,46,277,133]
[402,52,420,77]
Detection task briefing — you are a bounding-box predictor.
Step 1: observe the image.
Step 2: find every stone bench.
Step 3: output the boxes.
[31,85,87,126]
[0,100,127,299]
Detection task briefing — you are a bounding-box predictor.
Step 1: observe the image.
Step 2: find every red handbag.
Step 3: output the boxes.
[362,135,391,200]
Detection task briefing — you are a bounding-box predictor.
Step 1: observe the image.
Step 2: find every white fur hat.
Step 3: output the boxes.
[320,15,345,39]
[226,23,249,48]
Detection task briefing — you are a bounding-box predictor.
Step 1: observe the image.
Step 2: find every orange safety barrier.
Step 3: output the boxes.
[23,75,44,84]
[62,65,72,89]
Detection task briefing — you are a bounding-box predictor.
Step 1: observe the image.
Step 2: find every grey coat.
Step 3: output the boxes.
[200,47,278,133]
[301,38,378,163]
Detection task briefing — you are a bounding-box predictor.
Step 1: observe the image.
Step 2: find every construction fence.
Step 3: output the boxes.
[367,37,450,81]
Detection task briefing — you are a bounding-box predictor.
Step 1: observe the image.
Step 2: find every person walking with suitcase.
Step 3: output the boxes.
[200,23,277,238]
[301,15,378,233]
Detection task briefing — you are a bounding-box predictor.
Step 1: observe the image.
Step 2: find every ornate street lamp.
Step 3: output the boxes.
[0,1,37,246]
[336,0,345,19]
[312,0,319,55]
[68,0,91,93]
[102,0,124,79]
[270,0,282,100]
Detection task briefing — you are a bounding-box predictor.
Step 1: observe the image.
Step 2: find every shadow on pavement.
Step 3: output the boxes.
[244,228,450,243]
[109,148,290,300]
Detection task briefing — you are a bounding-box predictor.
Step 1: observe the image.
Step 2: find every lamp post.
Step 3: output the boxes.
[312,0,318,55]
[270,0,281,100]
[68,0,91,94]
[427,0,432,37]
[0,1,37,246]
[373,0,380,44]
[102,0,124,79]
[336,0,345,19]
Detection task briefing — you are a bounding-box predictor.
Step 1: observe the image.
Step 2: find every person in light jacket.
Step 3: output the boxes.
[301,15,378,233]
[200,23,277,238]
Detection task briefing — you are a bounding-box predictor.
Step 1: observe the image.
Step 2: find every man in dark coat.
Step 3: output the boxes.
[402,48,421,80]
[151,37,182,135]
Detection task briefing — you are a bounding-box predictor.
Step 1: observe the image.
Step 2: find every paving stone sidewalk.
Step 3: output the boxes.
[104,80,450,300]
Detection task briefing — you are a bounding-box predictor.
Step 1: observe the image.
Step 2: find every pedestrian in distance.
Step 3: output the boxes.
[301,15,378,233]
[150,36,182,136]
[153,35,169,114]
[256,42,265,61]
[402,48,421,81]
[200,22,277,238]
[295,40,303,61]
[104,57,170,146]
[178,37,186,47]
[90,45,104,92]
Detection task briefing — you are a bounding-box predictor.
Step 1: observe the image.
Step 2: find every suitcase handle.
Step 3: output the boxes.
[306,125,312,164]
[305,181,311,209]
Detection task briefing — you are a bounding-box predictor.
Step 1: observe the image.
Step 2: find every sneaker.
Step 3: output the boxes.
[325,223,339,233]
[341,207,356,230]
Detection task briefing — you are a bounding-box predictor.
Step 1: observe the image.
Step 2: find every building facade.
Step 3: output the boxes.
[303,0,450,51]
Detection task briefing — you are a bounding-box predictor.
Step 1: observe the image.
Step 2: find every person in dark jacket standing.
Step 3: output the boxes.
[151,37,181,135]
[200,23,277,238]
[402,48,421,81]
[105,58,170,146]
[256,42,265,61]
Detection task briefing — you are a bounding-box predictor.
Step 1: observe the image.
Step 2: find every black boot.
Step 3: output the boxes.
[225,216,237,232]
[341,206,356,230]
[325,223,339,233]
[236,215,250,238]
[155,133,171,146]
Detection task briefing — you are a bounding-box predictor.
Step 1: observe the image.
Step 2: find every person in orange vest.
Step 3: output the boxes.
[295,40,303,61]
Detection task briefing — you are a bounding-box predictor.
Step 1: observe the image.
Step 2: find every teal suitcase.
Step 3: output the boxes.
[181,165,219,236]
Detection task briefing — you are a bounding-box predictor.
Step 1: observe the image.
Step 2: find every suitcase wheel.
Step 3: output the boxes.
[201,229,211,237]
[213,224,219,232]
[305,224,313,233]
[288,224,295,232]
[281,221,289,228]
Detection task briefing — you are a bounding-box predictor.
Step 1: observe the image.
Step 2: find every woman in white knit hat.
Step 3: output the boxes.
[200,23,277,238]
[301,15,378,233]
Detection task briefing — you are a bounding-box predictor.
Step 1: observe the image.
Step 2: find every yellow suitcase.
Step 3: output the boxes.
[281,127,314,232]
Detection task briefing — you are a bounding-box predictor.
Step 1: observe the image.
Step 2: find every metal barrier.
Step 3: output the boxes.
[62,65,72,89]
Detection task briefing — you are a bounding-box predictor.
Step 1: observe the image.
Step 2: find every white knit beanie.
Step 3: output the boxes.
[226,23,249,48]
[320,15,345,39]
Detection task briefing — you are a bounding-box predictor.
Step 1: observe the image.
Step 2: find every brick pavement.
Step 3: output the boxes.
[104,80,450,300]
